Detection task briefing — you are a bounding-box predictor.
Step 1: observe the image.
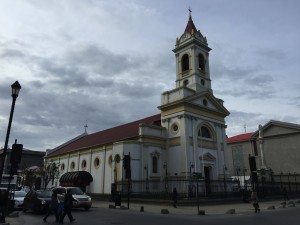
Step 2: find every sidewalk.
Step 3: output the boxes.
[92,198,300,215]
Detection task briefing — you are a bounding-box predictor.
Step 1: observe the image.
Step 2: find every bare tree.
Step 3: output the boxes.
[40,162,60,188]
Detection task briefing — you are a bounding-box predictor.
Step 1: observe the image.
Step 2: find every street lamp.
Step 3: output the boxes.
[223,165,227,192]
[243,168,247,190]
[163,162,168,192]
[189,163,194,179]
[144,164,149,192]
[0,81,21,185]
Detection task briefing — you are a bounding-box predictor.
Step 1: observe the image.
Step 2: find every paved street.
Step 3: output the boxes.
[5,198,300,225]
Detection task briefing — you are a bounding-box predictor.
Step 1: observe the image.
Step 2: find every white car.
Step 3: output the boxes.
[12,191,27,209]
[52,187,92,210]
[13,191,27,209]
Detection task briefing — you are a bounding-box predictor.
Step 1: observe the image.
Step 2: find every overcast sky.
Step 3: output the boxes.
[0,0,299,151]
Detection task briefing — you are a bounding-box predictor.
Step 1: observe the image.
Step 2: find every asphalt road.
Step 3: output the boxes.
[7,204,300,225]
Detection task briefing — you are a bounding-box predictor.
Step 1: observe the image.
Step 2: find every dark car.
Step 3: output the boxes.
[23,189,52,213]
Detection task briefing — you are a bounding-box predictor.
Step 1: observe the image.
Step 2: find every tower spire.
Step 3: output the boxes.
[184,7,197,34]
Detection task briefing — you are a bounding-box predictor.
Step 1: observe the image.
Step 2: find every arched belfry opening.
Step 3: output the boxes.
[181,54,189,72]
[198,54,205,71]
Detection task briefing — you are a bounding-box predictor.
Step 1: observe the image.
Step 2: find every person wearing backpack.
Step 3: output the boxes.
[43,192,59,222]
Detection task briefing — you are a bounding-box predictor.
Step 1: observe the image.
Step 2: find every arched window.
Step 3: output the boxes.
[198,54,205,71]
[198,126,211,138]
[70,161,75,171]
[182,54,189,72]
[152,156,158,173]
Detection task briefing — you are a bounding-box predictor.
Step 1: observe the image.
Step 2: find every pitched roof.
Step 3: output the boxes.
[227,132,254,143]
[184,15,197,34]
[47,114,161,157]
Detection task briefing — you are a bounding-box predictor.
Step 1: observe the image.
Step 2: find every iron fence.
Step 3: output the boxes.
[115,174,299,199]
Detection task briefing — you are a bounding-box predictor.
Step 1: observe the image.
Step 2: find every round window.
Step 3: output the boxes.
[171,123,179,134]
[70,161,75,170]
[81,160,87,169]
[94,157,100,168]
[183,79,189,86]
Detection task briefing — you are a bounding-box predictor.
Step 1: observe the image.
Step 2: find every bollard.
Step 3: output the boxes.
[140,206,144,212]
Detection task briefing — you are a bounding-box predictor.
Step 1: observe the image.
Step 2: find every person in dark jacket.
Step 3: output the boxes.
[0,190,8,223]
[172,187,178,208]
[59,189,75,224]
[43,192,59,222]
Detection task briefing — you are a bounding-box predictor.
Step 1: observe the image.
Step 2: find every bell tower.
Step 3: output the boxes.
[173,10,212,93]
[159,10,230,181]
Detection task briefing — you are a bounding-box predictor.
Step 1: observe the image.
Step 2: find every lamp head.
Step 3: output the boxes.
[11,81,21,98]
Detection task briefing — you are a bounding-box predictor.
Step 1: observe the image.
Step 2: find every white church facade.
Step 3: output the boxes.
[45,12,230,194]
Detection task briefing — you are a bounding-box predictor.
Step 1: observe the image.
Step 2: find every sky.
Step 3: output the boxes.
[0,0,299,151]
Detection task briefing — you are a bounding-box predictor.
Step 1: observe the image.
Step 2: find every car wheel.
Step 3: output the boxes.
[84,207,91,211]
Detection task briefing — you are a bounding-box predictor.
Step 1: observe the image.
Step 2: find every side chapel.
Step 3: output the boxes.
[45,12,230,194]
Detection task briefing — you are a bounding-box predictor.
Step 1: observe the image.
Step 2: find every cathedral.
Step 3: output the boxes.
[45,12,230,194]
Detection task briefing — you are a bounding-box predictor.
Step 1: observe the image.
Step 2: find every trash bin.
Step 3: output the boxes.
[114,192,121,207]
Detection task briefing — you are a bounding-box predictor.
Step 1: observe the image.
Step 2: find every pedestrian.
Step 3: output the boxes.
[283,187,289,201]
[251,190,260,213]
[59,189,75,224]
[43,192,59,222]
[172,187,178,208]
[0,190,8,223]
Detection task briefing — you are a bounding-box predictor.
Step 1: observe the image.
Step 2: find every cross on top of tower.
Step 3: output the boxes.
[188,6,192,17]
[84,120,88,133]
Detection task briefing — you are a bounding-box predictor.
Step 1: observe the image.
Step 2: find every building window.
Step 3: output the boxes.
[108,155,113,168]
[94,157,100,168]
[198,126,211,138]
[201,79,205,86]
[183,79,189,86]
[114,154,121,163]
[81,159,87,170]
[181,54,189,72]
[198,54,205,71]
[70,161,75,171]
[203,99,208,106]
[171,123,179,134]
[60,163,65,171]
[152,156,158,173]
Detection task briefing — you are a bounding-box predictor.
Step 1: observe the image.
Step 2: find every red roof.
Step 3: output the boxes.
[184,15,197,34]
[47,114,161,157]
[227,132,254,143]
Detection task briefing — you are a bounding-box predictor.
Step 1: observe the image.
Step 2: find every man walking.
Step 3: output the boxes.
[59,189,75,224]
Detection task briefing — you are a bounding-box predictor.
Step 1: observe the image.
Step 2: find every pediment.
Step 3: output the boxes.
[252,120,300,138]
[199,152,216,161]
[187,91,230,116]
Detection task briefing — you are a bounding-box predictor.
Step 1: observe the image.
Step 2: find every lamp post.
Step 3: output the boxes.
[189,163,194,198]
[0,81,21,185]
[236,167,241,189]
[163,162,168,192]
[223,165,227,192]
[243,168,247,190]
[189,162,194,179]
[144,164,149,192]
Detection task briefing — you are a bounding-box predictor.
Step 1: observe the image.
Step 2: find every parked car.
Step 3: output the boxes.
[23,189,52,213]
[13,190,27,210]
[52,187,92,210]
